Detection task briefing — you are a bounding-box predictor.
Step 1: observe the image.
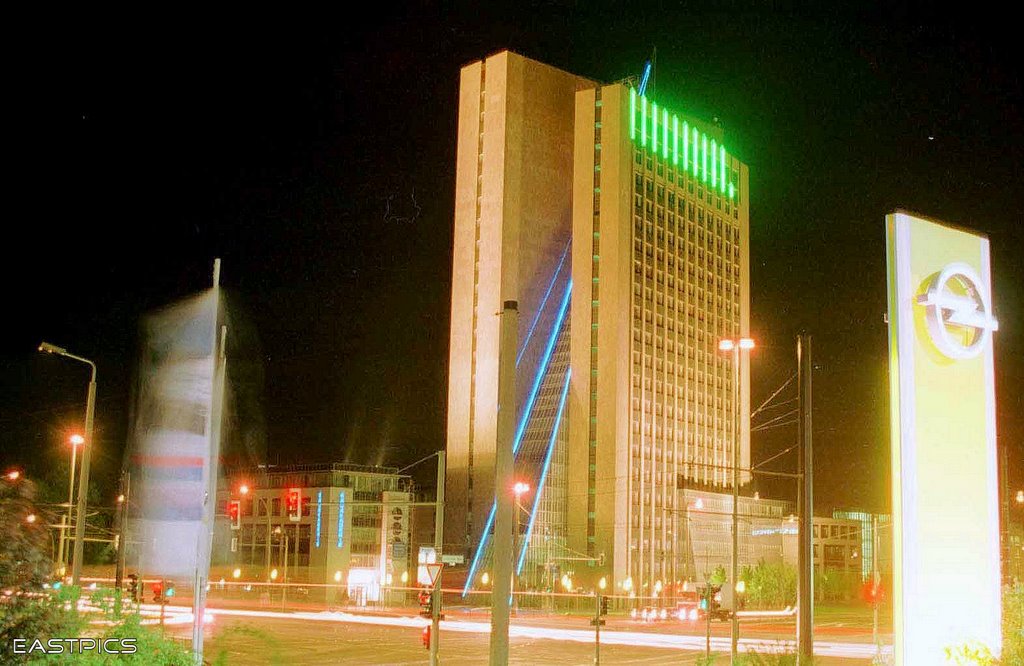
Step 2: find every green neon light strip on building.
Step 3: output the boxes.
[627,91,740,199]
[702,135,708,183]
[630,88,636,140]
[711,139,717,188]
[663,110,671,160]
[720,146,726,194]
[652,102,658,153]
[641,96,647,147]
[692,127,698,177]
[673,116,679,165]
[685,127,691,173]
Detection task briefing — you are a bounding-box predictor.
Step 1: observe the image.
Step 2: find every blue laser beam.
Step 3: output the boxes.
[516,367,572,575]
[516,241,571,368]
[513,280,572,455]
[462,281,572,596]
[462,503,496,596]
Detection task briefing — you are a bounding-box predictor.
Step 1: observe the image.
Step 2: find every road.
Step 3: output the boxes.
[166,613,880,665]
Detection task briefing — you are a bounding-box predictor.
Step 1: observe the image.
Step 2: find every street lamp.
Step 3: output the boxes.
[512,482,531,609]
[39,342,97,588]
[718,336,754,661]
[4,470,20,481]
[1016,489,1023,504]
[57,433,85,575]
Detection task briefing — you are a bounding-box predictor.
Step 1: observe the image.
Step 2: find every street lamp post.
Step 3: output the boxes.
[39,342,96,588]
[513,482,531,614]
[56,433,84,575]
[718,337,754,664]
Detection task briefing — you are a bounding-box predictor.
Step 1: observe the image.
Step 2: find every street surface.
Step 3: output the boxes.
[168,613,879,665]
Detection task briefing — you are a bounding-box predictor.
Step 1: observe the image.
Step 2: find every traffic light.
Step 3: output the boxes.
[860,580,885,605]
[152,581,163,603]
[287,488,301,522]
[165,581,175,599]
[418,589,433,618]
[600,595,609,616]
[421,625,430,649]
[228,500,241,530]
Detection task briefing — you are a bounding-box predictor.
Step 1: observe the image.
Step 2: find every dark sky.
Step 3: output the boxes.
[2,6,1021,514]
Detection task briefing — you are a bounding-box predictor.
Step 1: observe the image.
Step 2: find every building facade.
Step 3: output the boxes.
[445,51,751,595]
[444,51,593,575]
[213,463,412,602]
[569,84,750,591]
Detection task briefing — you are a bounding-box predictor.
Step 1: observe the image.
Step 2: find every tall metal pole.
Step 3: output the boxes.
[430,451,445,666]
[797,335,814,660]
[730,346,740,663]
[1001,447,1010,585]
[71,367,96,587]
[872,513,879,657]
[57,441,78,574]
[489,300,518,666]
[115,471,131,592]
[193,260,225,666]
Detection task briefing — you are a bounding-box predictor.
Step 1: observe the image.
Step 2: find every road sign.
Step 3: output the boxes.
[425,563,444,588]
[440,554,464,565]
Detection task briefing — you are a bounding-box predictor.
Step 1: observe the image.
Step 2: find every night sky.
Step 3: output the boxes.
[2,7,1021,514]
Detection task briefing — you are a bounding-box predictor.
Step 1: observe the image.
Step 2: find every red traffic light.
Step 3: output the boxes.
[228,500,241,530]
[860,580,885,605]
[421,626,430,649]
[287,488,301,521]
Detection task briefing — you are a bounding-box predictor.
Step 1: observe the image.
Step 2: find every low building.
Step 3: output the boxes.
[832,509,892,581]
[212,463,413,602]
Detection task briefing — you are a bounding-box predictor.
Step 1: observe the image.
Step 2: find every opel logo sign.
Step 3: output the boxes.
[916,262,998,360]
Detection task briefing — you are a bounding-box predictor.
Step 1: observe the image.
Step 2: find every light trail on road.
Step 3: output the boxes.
[143,602,890,660]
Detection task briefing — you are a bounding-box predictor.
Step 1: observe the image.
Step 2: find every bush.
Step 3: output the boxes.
[1003,583,1023,665]
[742,561,797,609]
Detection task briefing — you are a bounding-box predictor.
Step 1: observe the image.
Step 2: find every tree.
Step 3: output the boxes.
[0,477,79,663]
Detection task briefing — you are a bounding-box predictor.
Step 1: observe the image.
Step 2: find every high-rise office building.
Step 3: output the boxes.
[444,51,593,578]
[445,51,750,594]
[568,85,750,590]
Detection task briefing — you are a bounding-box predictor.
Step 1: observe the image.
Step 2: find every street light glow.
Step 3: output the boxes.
[239,484,250,496]
[116,494,125,504]
[70,434,85,446]
[718,339,735,351]
[513,481,530,496]
[598,576,606,590]
[739,338,755,350]
[270,569,279,581]
[481,572,489,585]
[1016,489,1023,504]
[5,470,20,481]
[38,341,69,355]
[26,514,37,524]
[232,568,241,579]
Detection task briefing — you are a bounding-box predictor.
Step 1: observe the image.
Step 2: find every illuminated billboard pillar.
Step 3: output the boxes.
[885,211,1002,663]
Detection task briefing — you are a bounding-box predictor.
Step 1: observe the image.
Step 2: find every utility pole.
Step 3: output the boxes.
[193,259,226,666]
[489,300,518,666]
[730,345,740,663]
[115,471,131,599]
[872,514,880,657]
[797,335,814,661]
[591,589,604,665]
[1001,447,1011,585]
[71,367,96,587]
[430,451,445,666]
